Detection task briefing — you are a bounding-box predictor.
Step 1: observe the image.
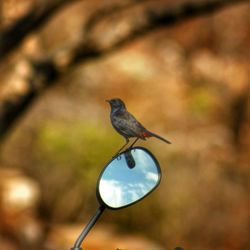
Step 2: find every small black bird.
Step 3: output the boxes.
[106,98,171,155]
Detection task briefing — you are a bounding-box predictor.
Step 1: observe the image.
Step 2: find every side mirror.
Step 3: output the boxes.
[97,147,161,209]
[71,147,161,250]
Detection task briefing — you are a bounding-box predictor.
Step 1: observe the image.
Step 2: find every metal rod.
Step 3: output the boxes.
[71,205,105,250]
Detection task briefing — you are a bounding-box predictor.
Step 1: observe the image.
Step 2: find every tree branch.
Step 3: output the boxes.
[0,0,249,141]
[0,0,77,60]
[73,0,250,62]
[0,59,58,141]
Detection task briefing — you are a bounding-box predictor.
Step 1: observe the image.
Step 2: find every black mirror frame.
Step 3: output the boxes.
[96,146,162,210]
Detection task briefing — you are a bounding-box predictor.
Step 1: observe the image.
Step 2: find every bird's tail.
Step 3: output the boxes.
[144,130,171,144]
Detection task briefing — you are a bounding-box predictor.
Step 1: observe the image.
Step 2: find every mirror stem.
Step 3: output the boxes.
[71,205,106,250]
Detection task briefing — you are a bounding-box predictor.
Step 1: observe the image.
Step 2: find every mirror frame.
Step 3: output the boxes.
[96,146,162,210]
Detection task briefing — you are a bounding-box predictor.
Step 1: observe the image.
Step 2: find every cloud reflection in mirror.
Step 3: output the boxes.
[98,148,161,208]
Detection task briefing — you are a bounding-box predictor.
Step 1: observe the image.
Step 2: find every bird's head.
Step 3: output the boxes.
[106,98,126,111]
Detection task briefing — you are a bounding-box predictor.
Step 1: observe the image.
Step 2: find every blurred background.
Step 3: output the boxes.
[0,0,250,250]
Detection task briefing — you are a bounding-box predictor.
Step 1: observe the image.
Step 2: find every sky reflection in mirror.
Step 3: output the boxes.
[99,148,160,208]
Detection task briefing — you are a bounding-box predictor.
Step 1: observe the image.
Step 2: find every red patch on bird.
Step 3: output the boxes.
[142,132,151,138]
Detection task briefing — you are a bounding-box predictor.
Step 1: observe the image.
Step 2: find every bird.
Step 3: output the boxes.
[106,98,171,155]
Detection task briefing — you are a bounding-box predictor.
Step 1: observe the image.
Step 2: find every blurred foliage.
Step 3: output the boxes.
[37,120,117,177]
[188,87,215,117]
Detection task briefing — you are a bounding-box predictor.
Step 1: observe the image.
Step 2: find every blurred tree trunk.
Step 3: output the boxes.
[0,0,76,59]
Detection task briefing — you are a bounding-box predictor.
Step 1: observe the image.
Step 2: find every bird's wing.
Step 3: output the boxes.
[112,111,146,139]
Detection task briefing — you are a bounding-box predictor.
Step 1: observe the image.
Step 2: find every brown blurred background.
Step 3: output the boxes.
[0,0,250,250]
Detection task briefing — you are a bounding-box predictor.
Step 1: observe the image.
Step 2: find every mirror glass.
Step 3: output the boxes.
[97,147,161,209]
